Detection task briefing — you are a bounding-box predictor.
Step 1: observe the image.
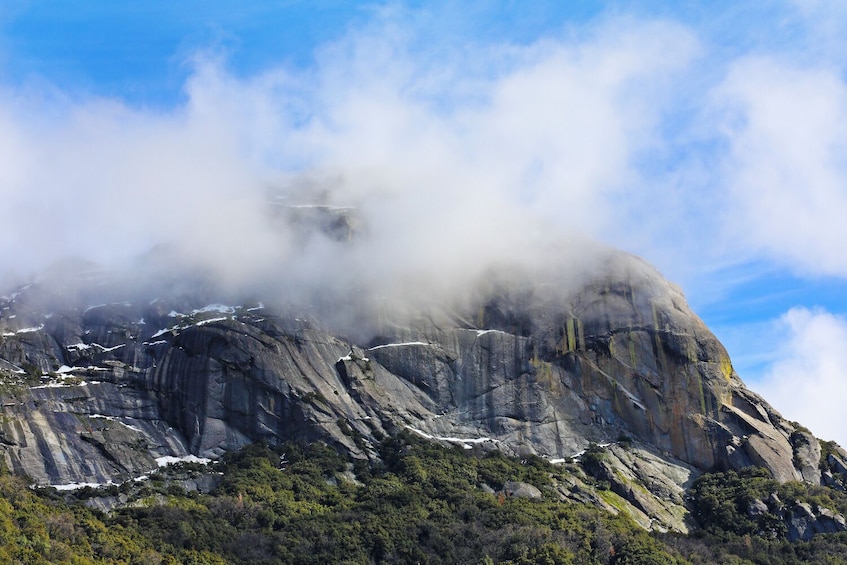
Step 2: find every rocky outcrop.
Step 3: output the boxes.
[503,481,543,500]
[0,381,187,485]
[786,502,847,541]
[573,441,699,532]
[0,251,837,516]
[742,494,847,542]
[791,429,822,484]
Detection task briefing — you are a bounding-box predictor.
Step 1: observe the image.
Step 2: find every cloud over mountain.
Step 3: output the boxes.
[3,3,847,447]
[0,15,698,299]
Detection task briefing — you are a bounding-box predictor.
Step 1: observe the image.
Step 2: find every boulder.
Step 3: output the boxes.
[503,481,543,500]
[791,429,822,484]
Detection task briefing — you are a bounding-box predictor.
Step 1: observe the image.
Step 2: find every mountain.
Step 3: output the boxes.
[2,240,845,537]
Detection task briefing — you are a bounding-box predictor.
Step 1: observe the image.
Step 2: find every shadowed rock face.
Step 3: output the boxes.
[0,250,817,489]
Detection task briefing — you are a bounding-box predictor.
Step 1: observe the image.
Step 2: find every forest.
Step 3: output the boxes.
[2,431,847,564]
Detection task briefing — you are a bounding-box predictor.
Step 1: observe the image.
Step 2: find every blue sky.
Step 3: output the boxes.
[2,1,847,443]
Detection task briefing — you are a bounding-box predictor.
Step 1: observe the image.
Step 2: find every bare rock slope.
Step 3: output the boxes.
[0,251,835,526]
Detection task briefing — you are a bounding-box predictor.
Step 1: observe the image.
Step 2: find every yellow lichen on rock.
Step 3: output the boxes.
[628,332,638,369]
[530,356,554,386]
[719,354,733,382]
[566,318,576,352]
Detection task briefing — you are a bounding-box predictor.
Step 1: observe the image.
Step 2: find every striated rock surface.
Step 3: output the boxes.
[0,250,839,531]
[580,442,699,533]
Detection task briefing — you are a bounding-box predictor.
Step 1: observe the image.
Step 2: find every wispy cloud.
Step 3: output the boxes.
[755,307,847,444]
[3,3,847,443]
[0,14,699,300]
[713,57,847,278]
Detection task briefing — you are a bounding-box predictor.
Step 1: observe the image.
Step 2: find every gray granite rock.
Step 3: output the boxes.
[0,249,836,523]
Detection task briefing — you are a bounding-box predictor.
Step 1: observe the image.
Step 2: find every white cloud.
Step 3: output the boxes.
[4,7,847,437]
[787,0,847,60]
[0,15,700,302]
[713,57,847,278]
[756,307,847,446]
[1,1,846,450]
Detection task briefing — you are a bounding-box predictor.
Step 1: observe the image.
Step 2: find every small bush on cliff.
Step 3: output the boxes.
[688,466,781,537]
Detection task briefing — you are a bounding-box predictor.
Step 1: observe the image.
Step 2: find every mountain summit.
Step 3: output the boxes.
[1,244,841,535]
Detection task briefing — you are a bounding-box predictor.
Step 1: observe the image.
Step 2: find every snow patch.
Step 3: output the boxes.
[85,302,131,313]
[150,326,178,338]
[1,287,27,302]
[194,316,228,326]
[569,442,614,460]
[474,329,508,337]
[2,324,44,337]
[407,427,495,450]
[89,415,143,432]
[156,455,212,467]
[67,342,126,353]
[31,380,89,389]
[337,354,370,363]
[153,315,230,338]
[193,304,236,315]
[368,341,430,351]
[0,357,25,374]
[48,481,113,491]
[170,305,237,318]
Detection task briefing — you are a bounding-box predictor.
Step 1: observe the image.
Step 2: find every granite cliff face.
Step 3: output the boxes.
[0,250,842,531]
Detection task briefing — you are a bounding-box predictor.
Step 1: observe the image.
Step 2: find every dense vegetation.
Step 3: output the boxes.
[0,472,160,563]
[673,467,847,564]
[109,435,686,564]
[3,433,847,563]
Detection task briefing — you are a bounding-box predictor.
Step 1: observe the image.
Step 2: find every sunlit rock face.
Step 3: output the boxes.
[0,248,815,491]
